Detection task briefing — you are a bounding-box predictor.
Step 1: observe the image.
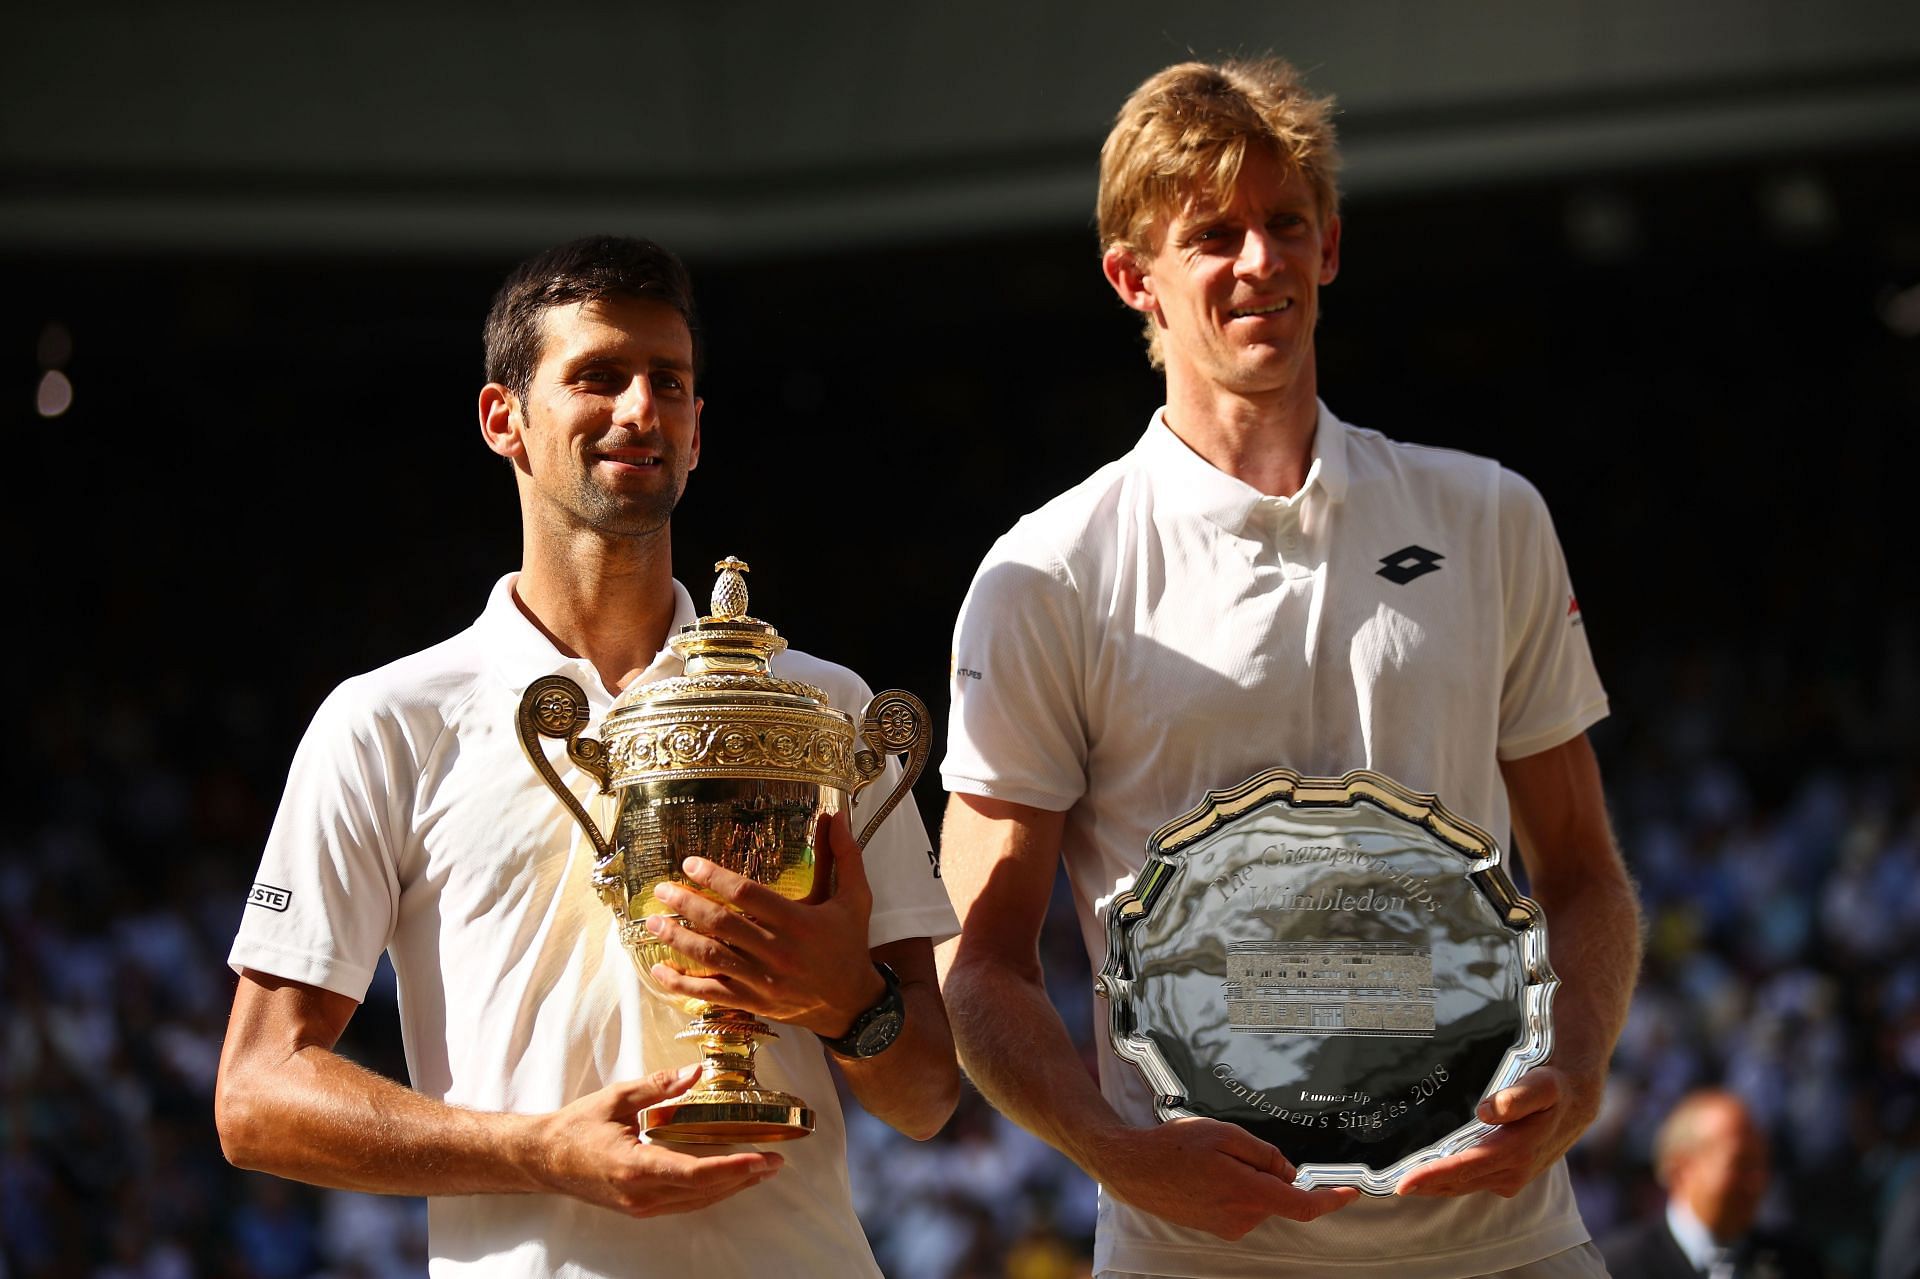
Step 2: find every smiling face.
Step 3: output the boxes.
[1109,144,1340,404]
[493,294,702,542]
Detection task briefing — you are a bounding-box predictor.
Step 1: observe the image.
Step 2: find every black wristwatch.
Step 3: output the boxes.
[821,962,905,1059]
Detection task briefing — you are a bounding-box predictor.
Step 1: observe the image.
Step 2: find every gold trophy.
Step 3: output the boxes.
[515,557,929,1143]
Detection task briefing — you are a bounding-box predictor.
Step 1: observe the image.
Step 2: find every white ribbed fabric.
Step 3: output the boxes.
[945,404,1607,1278]
[232,574,955,1278]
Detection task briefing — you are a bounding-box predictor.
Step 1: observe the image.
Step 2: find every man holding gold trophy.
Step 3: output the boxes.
[940,59,1641,1279]
[215,236,959,1276]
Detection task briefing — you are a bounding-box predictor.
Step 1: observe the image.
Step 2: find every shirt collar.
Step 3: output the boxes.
[1136,400,1349,536]
[479,573,700,707]
[1666,1198,1725,1272]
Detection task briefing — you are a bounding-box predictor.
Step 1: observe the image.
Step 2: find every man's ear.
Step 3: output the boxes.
[687,398,702,473]
[1319,215,1342,286]
[1102,245,1157,316]
[478,383,524,461]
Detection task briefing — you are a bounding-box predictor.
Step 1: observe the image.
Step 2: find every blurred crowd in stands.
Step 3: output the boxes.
[5,631,1914,1279]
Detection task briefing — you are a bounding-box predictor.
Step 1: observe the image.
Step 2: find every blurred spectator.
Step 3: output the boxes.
[1597,1088,1821,1278]
[230,1176,320,1279]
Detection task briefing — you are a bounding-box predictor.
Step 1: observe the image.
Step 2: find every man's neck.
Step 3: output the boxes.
[1161,367,1321,498]
[512,526,678,695]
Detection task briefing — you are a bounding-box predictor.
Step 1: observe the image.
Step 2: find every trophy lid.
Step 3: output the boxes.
[670,555,790,677]
[597,558,855,788]
[605,556,835,706]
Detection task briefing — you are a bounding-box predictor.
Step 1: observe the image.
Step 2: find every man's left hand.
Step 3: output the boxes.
[643,810,884,1041]
[1394,1064,1601,1199]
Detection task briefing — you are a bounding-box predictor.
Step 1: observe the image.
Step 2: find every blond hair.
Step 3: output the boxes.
[1097,58,1341,366]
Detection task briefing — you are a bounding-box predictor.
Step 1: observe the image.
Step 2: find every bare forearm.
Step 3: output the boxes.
[939,947,1127,1175]
[836,976,960,1140]
[1503,735,1644,1103]
[937,796,1129,1174]
[219,971,779,1215]
[1532,862,1641,1090]
[216,1044,545,1196]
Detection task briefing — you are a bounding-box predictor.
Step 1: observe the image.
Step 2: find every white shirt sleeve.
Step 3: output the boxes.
[1496,468,1609,759]
[227,679,408,1002]
[941,525,1089,812]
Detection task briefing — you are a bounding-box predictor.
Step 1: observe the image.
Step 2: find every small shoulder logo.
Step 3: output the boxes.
[248,883,292,912]
[926,847,942,879]
[1568,594,1584,627]
[1377,545,1444,585]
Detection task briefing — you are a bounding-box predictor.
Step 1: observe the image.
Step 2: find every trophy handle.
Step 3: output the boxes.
[515,676,617,876]
[850,689,931,848]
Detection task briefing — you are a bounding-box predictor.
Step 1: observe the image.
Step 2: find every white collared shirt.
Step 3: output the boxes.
[1668,1198,1734,1276]
[232,574,955,1278]
[944,403,1607,1277]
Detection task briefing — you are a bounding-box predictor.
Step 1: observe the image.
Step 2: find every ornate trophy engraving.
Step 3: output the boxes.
[516,557,930,1143]
[1096,769,1556,1194]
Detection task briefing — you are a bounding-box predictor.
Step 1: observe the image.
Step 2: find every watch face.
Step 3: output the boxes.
[856,1011,903,1057]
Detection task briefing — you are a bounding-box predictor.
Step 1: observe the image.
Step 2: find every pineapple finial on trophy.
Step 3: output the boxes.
[711,556,750,620]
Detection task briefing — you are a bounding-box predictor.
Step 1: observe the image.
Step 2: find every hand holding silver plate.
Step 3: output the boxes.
[1096,768,1557,1195]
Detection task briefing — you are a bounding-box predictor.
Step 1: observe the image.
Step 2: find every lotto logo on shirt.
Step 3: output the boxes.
[247,883,292,912]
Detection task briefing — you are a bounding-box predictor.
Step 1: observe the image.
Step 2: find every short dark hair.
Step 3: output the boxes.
[483,235,702,402]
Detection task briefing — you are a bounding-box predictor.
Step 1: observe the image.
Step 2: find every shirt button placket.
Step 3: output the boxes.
[1268,502,1302,570]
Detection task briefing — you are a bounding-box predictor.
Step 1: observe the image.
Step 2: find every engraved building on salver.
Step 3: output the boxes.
[1223,941,1438,1037]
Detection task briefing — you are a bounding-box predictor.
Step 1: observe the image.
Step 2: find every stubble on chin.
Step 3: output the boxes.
[523,470,680,546]
[579,488,679,540]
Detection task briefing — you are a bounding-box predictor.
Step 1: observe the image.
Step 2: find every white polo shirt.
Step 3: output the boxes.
[944,404,1608,1278]
[231,574,957,1279]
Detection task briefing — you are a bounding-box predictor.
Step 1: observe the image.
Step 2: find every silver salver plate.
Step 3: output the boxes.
[1095,768,1556,1195]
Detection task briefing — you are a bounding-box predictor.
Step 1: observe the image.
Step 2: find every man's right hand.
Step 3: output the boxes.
[1090,1116,1359,1240]
[526,1065,784,1218]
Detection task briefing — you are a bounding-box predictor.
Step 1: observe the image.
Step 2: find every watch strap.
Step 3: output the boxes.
[821,961,904,1058]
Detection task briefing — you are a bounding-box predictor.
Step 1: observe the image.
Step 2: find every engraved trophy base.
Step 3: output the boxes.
[641,1006,817,1144]
[644,1092,816,1144]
